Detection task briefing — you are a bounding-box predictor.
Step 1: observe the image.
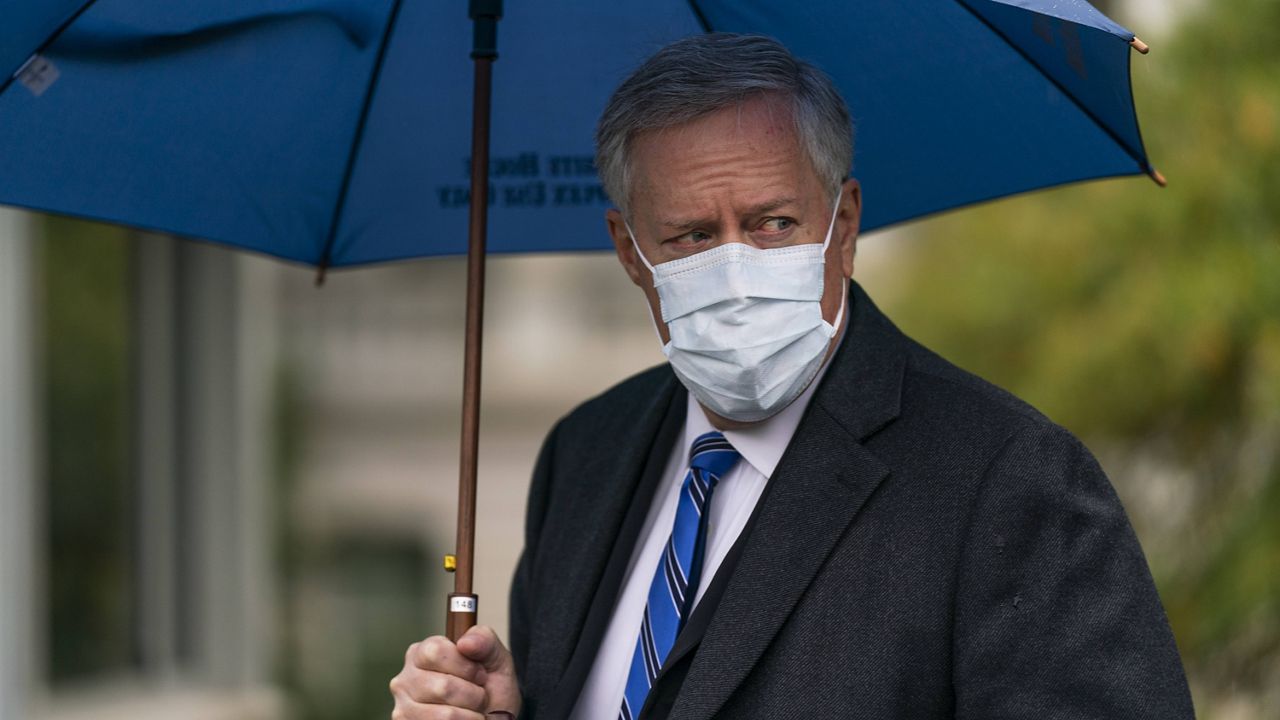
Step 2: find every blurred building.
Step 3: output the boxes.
[1,211,279,719]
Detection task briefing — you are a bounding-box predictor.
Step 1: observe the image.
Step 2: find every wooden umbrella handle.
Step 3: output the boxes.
[449,0,502,643]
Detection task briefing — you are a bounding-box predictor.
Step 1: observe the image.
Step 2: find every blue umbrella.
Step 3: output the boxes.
[0,0,1161,638]
[2,0,1159,267]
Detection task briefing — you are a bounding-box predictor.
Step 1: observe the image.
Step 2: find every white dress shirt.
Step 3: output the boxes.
[568,318,846,720]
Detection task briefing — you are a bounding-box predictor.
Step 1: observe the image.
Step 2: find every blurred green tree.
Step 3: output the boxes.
[883,0,1280,715]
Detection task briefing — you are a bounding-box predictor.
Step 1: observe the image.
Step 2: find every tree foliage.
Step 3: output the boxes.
[884,0,1280,714]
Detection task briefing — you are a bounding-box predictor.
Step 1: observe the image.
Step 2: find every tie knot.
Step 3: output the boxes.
[688,431,741,477]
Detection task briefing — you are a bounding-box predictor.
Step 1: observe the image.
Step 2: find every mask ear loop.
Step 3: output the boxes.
[820,189,842,252]
[829,277,849,336]
[623,220,658,275]
[623,220,673,349]
[821,190,849,335]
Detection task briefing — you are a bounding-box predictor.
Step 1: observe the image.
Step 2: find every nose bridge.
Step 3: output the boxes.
[718,225,752,248]
[713,199,754,249]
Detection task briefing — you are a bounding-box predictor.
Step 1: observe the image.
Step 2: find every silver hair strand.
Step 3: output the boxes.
[595,33,854,214]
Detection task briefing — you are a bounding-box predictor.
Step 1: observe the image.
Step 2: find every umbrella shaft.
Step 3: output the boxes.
[450,50,495,642]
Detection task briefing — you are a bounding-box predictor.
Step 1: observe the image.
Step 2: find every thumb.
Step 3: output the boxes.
[457,625,522,717]
[456,625,513,674]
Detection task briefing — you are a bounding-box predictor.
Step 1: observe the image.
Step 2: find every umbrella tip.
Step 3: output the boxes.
[314,265,327,287]
[1150,168,1168,187]
[1130,37,1150,54]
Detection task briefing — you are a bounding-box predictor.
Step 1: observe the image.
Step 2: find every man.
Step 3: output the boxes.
[390,34,1194,720]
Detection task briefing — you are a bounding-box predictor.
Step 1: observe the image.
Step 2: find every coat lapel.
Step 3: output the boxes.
[668,282,908,720]
[531,370,685,706]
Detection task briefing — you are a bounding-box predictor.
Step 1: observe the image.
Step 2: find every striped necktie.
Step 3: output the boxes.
[619,431,741,720]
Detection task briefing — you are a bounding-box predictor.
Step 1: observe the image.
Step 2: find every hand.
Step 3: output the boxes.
[390,626,522,719]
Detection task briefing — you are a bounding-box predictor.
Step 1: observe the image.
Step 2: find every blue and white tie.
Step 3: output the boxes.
[619,431,741,720]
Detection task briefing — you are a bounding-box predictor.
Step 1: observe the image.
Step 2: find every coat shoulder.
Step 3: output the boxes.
[905,338,1049,427]
[866,328,1094,480]
[898,332,1073,443]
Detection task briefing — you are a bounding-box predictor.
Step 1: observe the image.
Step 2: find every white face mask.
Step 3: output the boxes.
[628,197,846,422]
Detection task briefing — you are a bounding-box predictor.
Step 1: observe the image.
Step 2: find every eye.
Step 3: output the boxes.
[666,229,713,249]
[758,217,795,234]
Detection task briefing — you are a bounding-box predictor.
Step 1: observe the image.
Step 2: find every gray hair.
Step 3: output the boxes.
[595,33,853,214]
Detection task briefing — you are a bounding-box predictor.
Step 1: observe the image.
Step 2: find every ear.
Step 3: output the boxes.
[836,178,862,278]
[606,208,648,287]
[607,208,671,344]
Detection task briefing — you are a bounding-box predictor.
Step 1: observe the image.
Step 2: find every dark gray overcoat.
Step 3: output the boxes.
[509,282,1195,720]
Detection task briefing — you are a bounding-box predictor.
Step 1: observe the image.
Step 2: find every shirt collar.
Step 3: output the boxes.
[682,303,849,479]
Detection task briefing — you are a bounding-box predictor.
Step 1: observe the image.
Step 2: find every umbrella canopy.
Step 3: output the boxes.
[1,0,1160,641]
[2,0,1157,271]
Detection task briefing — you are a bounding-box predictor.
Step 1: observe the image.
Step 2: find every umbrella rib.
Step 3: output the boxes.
[685,1,713,33]
[316,0,406,283]
[1,0,103,95]
[953,0,1155,178]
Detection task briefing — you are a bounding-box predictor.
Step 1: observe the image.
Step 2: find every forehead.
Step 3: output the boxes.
[628,95,821,213]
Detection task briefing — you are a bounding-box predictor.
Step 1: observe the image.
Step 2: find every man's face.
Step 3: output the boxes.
[606,93,861,346]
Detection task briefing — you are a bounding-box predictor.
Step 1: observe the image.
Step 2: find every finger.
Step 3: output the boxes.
[390,704,486,720]
[419,705,486,720]
[406,637,484,683]
[455,626,511,673]
[397,669,486,710]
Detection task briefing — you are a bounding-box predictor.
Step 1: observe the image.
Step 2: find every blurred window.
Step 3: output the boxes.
[40,220,141,683]
[35,222,279,720]
[38,223,223,690]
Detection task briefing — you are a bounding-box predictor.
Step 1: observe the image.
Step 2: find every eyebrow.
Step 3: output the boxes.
[658,196,799,230]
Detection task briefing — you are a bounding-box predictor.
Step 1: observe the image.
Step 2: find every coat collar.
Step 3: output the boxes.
[814,280,907,442]
[668,280,907,720]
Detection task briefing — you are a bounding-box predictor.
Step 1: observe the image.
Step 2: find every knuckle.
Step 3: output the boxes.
[429,673,453,701]
[421,637,448,665]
